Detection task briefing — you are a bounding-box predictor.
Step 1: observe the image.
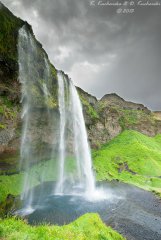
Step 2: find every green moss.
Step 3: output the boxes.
[88,104,99,119]
[28,63,58,108]
[93,130,161,196]
[79,95,99,121]
[0,97,18,121]
[45,97,57,108]
[0,106,3,114]
[50,64,57,80]
[0,152,20,175]
[1,96,14,108]
[119,110,138,129]
[118,109,155,130]
[30,85,45,106]
[0,123,6,129]
[0,5,24,60]
[0,213,125,240]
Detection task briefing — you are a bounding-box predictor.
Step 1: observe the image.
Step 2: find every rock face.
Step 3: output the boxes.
[0,3,58,172]
[83,93,161,148]
[0,3,161,172]
[0,3,23,167]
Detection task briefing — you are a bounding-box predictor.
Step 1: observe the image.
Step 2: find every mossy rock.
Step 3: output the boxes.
[0,3,25,61]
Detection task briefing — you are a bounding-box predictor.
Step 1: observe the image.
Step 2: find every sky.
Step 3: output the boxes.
[1,0,161,110]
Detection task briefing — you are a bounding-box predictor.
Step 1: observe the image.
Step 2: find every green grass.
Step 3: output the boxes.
[0,174,22,203]
[0,156,79,203]
[93,130,161,196]
[119,110,138,129]
[0,96,18,122]
[0,159,56,203]
[117,109,155,130]
[0,213,125,240]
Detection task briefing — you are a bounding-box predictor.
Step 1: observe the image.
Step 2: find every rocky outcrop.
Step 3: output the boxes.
[78,92,161,147]
[100,93,150,112]
[0,3,58,171]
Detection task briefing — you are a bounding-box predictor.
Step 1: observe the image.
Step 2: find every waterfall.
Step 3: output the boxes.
[18,26,35,206]
[55,72,96,196]
[18,26,56,211]
[69,80,95,195]
[55,72,67,194]
[18,26,100,213]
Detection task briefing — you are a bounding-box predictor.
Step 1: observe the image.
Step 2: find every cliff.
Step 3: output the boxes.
[85,93,161,148]
[0,2,161,174]
[0,2,58,172]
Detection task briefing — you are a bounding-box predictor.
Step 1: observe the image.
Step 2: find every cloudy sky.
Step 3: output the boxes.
[2,0,161,110]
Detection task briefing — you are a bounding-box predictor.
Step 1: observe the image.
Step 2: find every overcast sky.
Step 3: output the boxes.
[2,0,161,110]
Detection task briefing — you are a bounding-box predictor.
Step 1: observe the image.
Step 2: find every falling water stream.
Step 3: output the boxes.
[18,26,57,214]
[55,72,67,194]
[17,25,104,215]
[55,72,96,196]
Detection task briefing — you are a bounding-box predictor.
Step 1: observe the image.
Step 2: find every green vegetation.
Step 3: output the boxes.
[0,4,58,109]
[0,213,125,240]
[1,130,161,202]
[27,62,58,108]
[1,95,14,108]
[0,159,57,203]
[117,109,155,130]
[0,152,19,175]
[1,130,161,203]
[0,4,23,60]
[0,123,6,129]
[0,156,125,240]
[0,102,17,120]
[119,110,138,129]
[0,174,23,203]
[79,95,99,121]
[50,63,58,81]
[0,95,18,123]
[0,156,79,203]
[93,130,161,196]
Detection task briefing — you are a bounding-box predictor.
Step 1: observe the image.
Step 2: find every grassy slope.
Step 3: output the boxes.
[0,156,80,203]
[1,130,161,202]
[93,130,161,196]
[0,213,125,240]
[0,159,58,203]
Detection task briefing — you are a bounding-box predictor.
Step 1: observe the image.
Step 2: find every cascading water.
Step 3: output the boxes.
[18,26,36,208]
[69,80,95,195]
[55,72,96,196]
[18,26,105,215]
[55,72,67,194]
[18,26,56,212]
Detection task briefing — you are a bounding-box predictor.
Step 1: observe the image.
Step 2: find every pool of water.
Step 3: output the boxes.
[16,181,161,240]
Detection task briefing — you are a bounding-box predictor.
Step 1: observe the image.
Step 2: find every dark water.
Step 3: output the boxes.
[18,181,161,240]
